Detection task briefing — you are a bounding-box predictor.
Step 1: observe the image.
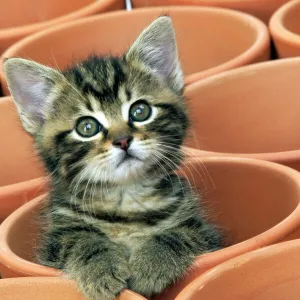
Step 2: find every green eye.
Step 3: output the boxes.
[76,117,102,137]
[129,101,152,122]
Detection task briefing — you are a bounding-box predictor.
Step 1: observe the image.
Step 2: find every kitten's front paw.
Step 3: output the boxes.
[66,247,130,300]
[129,253,174,298]
[80,262,130,300]
[128,236,194,298]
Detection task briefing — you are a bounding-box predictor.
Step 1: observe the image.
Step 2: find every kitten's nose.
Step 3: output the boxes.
[112,136,133,151]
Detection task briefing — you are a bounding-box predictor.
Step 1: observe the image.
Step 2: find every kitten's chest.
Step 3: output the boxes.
[95,185,161,211]
[99,221,155,245]
[93,191,163,246]
[73,185,173,245]
[96,216,163,252]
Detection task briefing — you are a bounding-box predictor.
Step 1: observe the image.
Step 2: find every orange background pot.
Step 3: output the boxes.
[1,158,300,300]
[0,6,270,93]
[270,0,300,58]
[177,239,300,300]
[0,0,124,54]
[185,57,300,171]
[0,96,45,223]
[0,277,146,300]
[0,177,46,224]
[0,97,44,187]
[132,0,289,23]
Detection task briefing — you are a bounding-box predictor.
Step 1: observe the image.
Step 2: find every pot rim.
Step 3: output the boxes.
[0,177,45,199]
[0,276,147,300]
[185,57,300,163]
[269,0,300,47]
[0,0,122,40]
[1,157,300,277]
[0,6,269,91]
[176,238,300,300]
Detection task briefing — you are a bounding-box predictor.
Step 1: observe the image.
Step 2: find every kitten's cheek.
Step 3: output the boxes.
[101,141,114,152]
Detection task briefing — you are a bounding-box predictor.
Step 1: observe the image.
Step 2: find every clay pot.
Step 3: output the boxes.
[0,0,124,54]
[0,178,46,224]
[1,158,300,300]
[0,97,44,187]
[0,277,146,300]
[270,0,300,58]
[0,96,45,223]
[132,0,289,23]
[184,57,300,171]
[177,239,300,300]
[0,7,270,93]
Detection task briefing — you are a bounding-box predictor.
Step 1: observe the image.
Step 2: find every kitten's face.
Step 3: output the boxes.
[4,16,188,184]
[40,57,187,184]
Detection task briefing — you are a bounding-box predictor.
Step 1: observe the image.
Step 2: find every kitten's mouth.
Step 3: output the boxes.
[117,153,142,168]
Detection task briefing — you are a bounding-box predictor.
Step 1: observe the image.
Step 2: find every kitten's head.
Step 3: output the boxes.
[4,16,188,185]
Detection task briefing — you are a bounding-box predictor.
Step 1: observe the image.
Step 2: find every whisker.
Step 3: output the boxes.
[154,141,214,190]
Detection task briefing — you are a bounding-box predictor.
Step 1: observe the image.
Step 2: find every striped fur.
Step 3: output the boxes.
[4,17,222,300]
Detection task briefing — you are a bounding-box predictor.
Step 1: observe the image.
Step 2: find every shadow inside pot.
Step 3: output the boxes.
[270,0,300,58]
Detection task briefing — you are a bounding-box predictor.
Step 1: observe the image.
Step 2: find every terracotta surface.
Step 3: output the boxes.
[1,158,300,300]
[177,239,300,300]
[0,177,46,224]
[0,277,146,300]
[0,97,44,187]
[0,0,124,54]
[0,96,45,222]
[270,0,300,58]
[0,7,270,92]
[184,57,300,171]
[132,0,289,23]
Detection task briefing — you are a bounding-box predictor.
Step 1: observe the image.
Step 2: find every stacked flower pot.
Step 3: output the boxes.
[1,0,300,299]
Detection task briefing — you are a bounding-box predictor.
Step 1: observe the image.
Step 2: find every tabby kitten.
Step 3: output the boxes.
[4,17,222,300]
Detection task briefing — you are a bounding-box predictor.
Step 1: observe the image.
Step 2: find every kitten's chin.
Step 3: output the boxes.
[113,158,145,183]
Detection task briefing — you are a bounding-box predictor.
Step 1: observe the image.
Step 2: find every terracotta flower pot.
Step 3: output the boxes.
[177,239,300,300]
[0,6,270,93]
[1,158,300,300]
[0,96,46,223]
[0,0,124,54]
[0,277,146,300]
[0,177,46,224]
[0,97,44,187]
[132,0,289,23]
[270,0,300,58]
[185,57,300,171]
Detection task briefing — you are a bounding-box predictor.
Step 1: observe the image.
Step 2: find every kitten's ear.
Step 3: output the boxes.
[126,16,183,93]
[3,58,64,135]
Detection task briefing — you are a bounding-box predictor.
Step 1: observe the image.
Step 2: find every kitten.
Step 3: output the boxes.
[4,16,222,300]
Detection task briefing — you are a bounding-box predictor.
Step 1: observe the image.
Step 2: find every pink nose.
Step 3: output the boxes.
[112,136,133,151]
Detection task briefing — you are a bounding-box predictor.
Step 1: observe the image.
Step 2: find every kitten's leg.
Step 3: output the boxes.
[42,228,130,300]
[128,218,222,298]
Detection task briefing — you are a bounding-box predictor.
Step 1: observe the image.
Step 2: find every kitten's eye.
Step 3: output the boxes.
[76,117,102,137]
[129,101,152,122]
